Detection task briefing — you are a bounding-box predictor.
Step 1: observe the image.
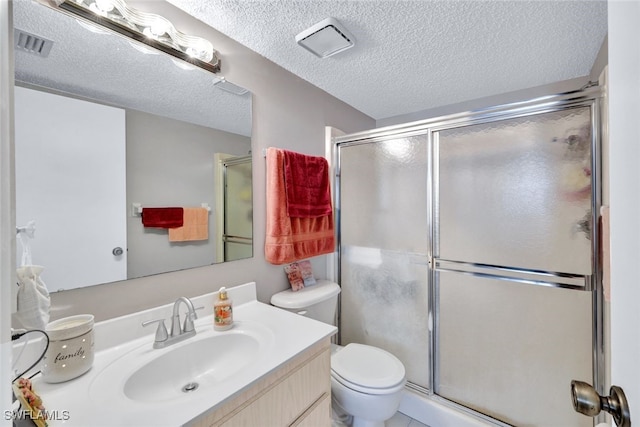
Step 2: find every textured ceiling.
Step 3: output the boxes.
[168,0,608,120]
[13,0,252,137]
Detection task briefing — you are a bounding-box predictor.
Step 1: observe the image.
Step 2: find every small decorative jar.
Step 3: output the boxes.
[42,314,95,383]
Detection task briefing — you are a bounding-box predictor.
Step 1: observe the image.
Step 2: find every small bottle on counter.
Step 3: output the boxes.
[214,287,233,331]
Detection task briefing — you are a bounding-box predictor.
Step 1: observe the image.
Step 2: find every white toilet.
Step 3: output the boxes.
[271,280,406,427]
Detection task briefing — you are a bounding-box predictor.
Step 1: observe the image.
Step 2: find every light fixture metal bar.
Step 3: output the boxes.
[56,0,221,73]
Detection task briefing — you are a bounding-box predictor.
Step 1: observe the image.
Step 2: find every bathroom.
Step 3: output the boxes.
[1,0,639,426]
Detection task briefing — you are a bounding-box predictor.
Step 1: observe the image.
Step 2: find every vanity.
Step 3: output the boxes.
[19,282,336,426]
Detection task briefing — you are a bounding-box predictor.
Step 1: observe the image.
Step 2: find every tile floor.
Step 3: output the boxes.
[387,411,430,427]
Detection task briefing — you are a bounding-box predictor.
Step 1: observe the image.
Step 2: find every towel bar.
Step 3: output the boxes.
[132,203,211,217]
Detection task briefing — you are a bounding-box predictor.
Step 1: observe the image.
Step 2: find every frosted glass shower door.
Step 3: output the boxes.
[436,271,593,427]
[436,107,594,275]
[434,105,597,425]
[223,156,253,262]
[338,136,430,389]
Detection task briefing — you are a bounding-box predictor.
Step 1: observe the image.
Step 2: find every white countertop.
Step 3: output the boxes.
[20,282,336,426]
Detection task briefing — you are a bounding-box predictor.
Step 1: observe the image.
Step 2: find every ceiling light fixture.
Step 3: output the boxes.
[295,17,355,58]
[52,0,221,73]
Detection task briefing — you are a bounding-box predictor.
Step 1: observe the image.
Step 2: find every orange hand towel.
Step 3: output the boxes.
[265,148,335,265]
[169,207,209,242]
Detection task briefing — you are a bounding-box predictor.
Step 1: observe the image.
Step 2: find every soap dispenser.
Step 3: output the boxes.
[214,287,233,331]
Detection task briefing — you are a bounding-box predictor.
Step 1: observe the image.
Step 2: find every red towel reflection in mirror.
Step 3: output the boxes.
[141,207,184,228]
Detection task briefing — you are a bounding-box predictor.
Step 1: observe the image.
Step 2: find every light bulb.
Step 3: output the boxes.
[185,46,201,58]
[94,0,114,13]
[145,18,169,37]
[185,40,213,62]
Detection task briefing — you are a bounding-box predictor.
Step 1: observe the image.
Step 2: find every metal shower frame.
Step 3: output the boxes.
[329,85,605,426]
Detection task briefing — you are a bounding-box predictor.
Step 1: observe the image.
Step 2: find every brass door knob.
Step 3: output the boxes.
[571,380,631,427]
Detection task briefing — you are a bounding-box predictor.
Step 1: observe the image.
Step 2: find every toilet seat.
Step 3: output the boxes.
[331,343,405,395]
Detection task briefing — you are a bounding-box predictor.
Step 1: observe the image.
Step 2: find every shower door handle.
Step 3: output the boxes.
[571,380,631,427]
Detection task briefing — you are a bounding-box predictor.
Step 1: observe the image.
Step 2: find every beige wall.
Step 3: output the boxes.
[377,76,590,128]
[48,1,375,322]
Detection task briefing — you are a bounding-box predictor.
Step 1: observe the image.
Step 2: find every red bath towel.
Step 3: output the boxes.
[142,207,184,228]
[265,148,335,265]
[283,149,332,218]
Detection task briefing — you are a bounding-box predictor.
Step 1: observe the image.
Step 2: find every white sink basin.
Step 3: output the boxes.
[89,321,274,405]
[124,333,259,402]
[30,284,337,426]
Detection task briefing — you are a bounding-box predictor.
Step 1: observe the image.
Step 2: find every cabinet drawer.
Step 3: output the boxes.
[291,394,331,427]
[220,347,330,427]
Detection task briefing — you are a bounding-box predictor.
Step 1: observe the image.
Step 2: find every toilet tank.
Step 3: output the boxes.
[270,280,341,325]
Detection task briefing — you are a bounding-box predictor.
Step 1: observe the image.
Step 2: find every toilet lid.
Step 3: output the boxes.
[331,343,405,390]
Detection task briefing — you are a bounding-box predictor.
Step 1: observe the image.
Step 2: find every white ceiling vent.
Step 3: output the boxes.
[296,17,355,58]
[14,29,53,57]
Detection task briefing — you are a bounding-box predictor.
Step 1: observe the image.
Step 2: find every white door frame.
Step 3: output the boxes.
[609,0,640,421]
[1,0,15,424]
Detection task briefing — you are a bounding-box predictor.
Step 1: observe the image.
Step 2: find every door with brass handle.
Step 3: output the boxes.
[571,380,631,427]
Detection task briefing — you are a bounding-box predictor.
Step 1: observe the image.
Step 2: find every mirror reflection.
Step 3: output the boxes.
[13,0,253,292]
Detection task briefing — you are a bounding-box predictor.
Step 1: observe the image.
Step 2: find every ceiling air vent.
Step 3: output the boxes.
[14,29,54,57]
[296,17,355,58]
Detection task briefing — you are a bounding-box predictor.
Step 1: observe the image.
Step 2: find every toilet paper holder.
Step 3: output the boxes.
[571,380,631,427]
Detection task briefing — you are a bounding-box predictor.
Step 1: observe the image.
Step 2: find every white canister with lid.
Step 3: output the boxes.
[42,314,95,383]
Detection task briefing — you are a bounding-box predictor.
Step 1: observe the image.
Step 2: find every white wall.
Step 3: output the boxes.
[46,0,375,322]
[0,0,13,424]
[608,0,640,416]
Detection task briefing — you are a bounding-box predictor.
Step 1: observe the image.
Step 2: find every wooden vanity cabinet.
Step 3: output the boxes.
[190,338,332,427]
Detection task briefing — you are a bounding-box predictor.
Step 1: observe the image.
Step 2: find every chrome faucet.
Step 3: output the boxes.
[142,297,203,349]
[171,296,196,337]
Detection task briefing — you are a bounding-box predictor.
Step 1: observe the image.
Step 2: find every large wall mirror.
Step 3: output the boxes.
[13,0,253,293]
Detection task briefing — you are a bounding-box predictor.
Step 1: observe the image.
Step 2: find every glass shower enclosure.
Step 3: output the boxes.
[222,155,253,262]
[334,88,603,426]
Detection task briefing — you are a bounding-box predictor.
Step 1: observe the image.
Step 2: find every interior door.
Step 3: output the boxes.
[14,86,127,291]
